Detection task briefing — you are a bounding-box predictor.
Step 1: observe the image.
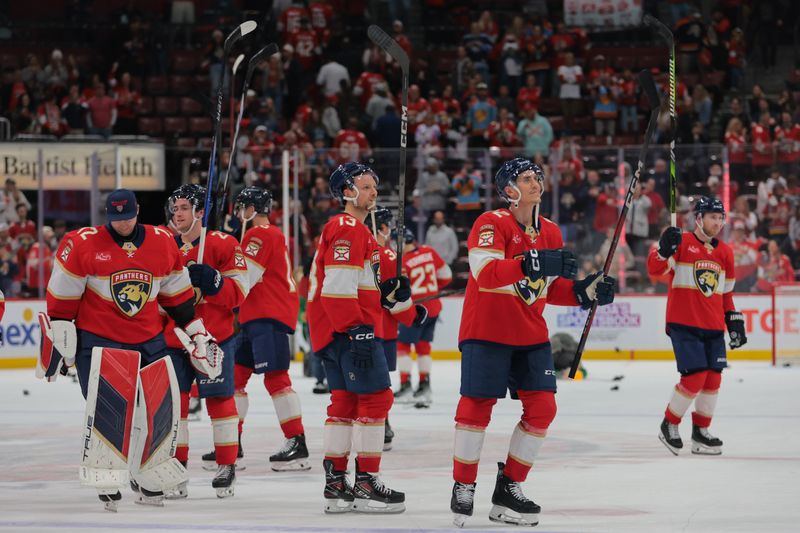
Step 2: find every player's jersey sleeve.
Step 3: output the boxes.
[242,227,271,288]
[467,213,525,289]
[46,230,88,319]
[320,221,368,331]
[380,247,414,319]
[722,243,736,313]
[647,241,677,277]
[205,231,249,309]
[155,232,194,308]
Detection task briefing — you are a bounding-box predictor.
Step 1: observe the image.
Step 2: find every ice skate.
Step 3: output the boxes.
[323,459,354,513]
[451,481,476,528]
[383,419,394,451]
[394,381,413,403]
[659,418,683,455]
[130,479,165,507]
[691,425,723,455]
[98,490,121,512]
[212,464,235,498]
[488,462,540,527]
[270,434,311,471]
[352,459,405,514]
[165,461,188,499]
[187,396,202,421]
[202,436,245,471]
[313,380,329,394]
[412,377,432,405]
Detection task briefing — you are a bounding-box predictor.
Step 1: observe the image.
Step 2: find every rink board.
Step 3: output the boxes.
[1,295,793,368]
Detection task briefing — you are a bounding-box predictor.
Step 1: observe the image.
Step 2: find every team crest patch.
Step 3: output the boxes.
[234,252,245,268]
[694,260,721,298]
[59,239,73,263]
[333,239,351,262]
[245,237,262,257]
[110,269,153,317]
[478,224,495,247]
[371,249,381,285]
[514,276,547,306]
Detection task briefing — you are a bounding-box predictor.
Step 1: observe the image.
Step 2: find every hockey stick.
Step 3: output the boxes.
[568,70,662,379]
[214,43,279,231]
[644,14,677,226]
[414,287,466,304]
[367,25,409,277]
[198,20,258,264]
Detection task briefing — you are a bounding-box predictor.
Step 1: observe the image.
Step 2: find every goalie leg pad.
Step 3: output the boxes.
[129,356,187,494]
[36,313,77,382]
[79,347,140,492]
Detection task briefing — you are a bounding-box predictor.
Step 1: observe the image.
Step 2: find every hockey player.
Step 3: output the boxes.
[210,186,310,472]
[163,184,249,498]
[308,162,414,514]
[648,196,747,456]
[394,227,452,405]
[370,206,425,450]
[41,189,221,509]
[450,159,616,527]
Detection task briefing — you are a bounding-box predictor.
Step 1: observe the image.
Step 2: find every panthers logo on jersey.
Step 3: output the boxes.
[371,249,381,286]
[694,260,721,298]
[514,276,547,306]
[111,269,153,317]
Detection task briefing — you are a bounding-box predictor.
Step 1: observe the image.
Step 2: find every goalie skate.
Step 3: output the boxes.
[98,490,121,512]
[130,480,164,507]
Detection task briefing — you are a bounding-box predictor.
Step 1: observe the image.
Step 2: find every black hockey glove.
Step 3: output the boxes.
[657,226,682,258]
[188,263,224,296]
[412,304,429,327]
[521,248,578,281]
[380,276,411,309]
[347,325,376,369]
[573,272,616,310]
[725,311,747,349]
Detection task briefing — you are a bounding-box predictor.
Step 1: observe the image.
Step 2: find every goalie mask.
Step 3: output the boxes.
[329,162,379,205]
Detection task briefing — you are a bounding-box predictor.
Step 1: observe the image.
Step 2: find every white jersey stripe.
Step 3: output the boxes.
[322,267,360,298]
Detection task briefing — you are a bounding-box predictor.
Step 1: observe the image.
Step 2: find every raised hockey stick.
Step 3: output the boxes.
[414,287,466,304]
[568,70,662,379]
[198,20,258,264]
[214,43,279,231]
[644,14,677,226]
[367,24,409,276]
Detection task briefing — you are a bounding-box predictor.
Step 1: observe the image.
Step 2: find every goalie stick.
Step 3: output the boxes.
[367,24,409,276]
[214,43,279,231]
[644,14,677,226]
[198,20,257,264]
[569,70,662,379]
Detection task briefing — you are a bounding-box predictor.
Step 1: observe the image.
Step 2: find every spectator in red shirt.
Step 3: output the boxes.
[9,204,35,240]
[86,83,117,138]
[751,113,775,179]
[113,72,141,135]
[36,91,65,137]
[643,177,667,236]
[756,239,795,292]
[725,117,749,186]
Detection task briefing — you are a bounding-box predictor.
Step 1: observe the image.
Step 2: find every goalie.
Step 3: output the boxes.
[37,189,223,511]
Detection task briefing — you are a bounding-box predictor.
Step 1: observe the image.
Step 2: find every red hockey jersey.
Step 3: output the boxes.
[239,223,300,331]
[334,128,371,163]
[163,231,249,348]
[647,232,736,332]
[307,213,383,351]
[402,245,452,318]
[459,209,578,347]
[379,245,416,341]
[47,225,195,343]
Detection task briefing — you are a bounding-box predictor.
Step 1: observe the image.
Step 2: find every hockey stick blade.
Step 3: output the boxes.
[246,43,279,80]
[367,25,409,69]
[232,54,245,76]
[643,14,674,41]
[224,20,258,53]
[638,69,661,110]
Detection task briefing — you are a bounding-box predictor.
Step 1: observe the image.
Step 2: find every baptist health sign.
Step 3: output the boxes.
[0,142,165,190]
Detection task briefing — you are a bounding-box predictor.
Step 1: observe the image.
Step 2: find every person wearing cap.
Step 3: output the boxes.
[467,81,497,147]
[40,188,224,508]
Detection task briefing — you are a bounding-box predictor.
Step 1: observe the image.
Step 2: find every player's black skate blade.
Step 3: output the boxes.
[659,418,683,456]
[130,479,164,506]
[270,434,311,471]
[352,462,405,514]
[98,491,121,512]
[212,464,235,498]
[489,462,540,527]
[323,460,354,513]
[691,425,723,455]
[451,481,476,528]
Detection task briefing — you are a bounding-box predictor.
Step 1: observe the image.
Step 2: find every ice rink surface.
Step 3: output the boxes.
[1,360,799,533]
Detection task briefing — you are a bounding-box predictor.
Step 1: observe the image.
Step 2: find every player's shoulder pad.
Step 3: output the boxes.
[208,229,240,248]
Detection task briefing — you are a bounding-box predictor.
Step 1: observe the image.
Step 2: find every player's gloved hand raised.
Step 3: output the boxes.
[521,248,578,281]
[174,318,224,380]
[412,304,428,327]
[188,263,224,296]
[347,325,375,369]
[573,272,616,310]
[380,276,411,309]
[725,311,747,349]
[657,226,682,258]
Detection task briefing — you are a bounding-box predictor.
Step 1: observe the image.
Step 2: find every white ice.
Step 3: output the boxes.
[1,360,799,533]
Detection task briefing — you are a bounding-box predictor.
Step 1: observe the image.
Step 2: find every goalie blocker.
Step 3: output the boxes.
[80,347,186,511]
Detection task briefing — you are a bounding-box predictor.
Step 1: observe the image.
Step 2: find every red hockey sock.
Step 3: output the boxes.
[692,370,722,428]
[325,389,357,471]
[453,396,496,484]
[665,371,707,424]
[265,370,304,438]
[354,389,393,472]
[175,391,189,463]
[504,391,556,482]
[206,396,239,465]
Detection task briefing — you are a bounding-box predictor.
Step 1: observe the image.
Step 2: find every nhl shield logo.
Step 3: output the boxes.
[514,276,546,306]
[111,269,153,317]
[693,260,721,298]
